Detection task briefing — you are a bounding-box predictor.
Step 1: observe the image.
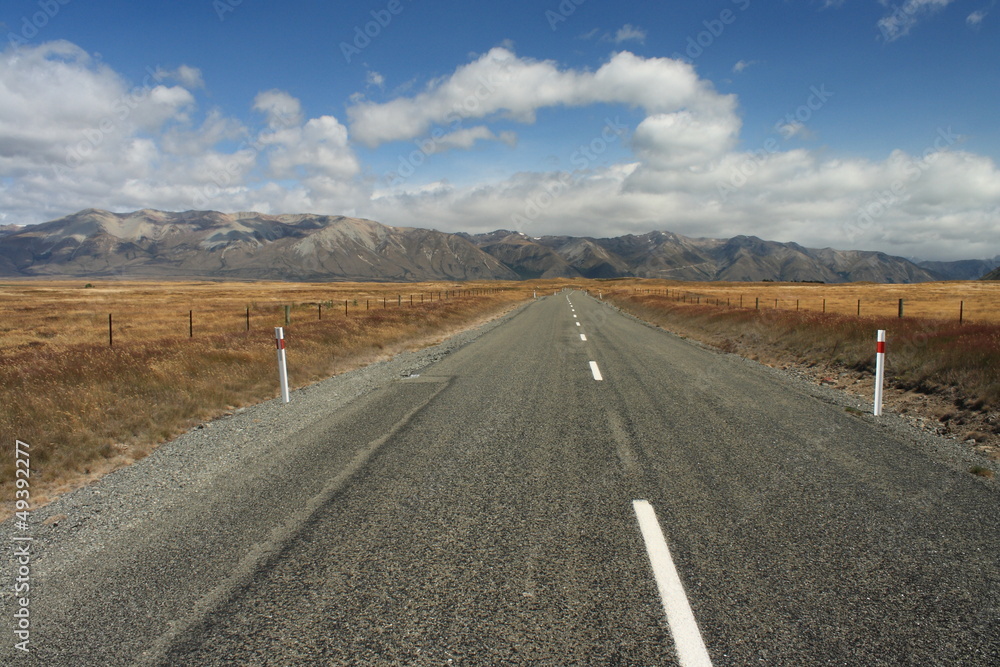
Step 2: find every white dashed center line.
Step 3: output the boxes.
[633,500,713,667]
[589,361,603,381]
[576,322,581,327]
[580,334,587,341]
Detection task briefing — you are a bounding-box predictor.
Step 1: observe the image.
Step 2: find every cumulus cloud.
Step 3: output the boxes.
[0,40,197,178]
[877,0,956,41]
[260,115,359,180]
[426,126,517,154]
[732,59,759,74]
[775,120,811,140]
[0,41,368,222]
[367,143,1000,260]
[632,111,738,169]
[346,48,735,147]
[609,24,647,44]
[967,9,988,26]
[252,89,304,128]
[155,65,205,89]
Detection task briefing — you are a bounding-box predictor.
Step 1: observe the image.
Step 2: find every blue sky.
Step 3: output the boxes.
[1,0,998,260]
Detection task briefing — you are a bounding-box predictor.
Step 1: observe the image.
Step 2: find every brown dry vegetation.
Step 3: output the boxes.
[0,280,529,516]
[611,279,1000,323]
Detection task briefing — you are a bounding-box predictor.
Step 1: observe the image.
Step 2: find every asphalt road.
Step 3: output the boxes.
[8,291,1000,665]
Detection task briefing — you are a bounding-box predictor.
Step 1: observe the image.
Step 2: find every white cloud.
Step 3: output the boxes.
[252,89,303,128]
[0,41,195,172]
[775,120,810,140]
[877,0,956,41]
[367,143,1000,260]
[346,48,735,147]
[155,65,205,89]
[422,126,517,154]
[610,24,647,44]
[967,9,988,25]
[732,59,759,74]
[632,111,739,169]
[0,41,368,223]
[261,115,359,180]
[366,70,385,89]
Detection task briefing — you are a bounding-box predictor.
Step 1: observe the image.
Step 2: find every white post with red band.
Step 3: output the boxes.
[275,326,290,404]
[874,329,886,416]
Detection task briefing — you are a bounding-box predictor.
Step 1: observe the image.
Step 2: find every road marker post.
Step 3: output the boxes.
[874,330,886,416]
[275,327,290,404]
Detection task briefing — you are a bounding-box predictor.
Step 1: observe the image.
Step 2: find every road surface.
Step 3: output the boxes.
[6,291,999,665]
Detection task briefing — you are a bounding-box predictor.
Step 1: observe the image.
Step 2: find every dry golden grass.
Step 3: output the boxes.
[610,279,1000,323]
[0,279,529,518]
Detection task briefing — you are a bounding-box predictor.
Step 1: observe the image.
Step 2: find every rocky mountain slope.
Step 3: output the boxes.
[918,257,1000,281]
[0,209,518,281]
[0,208,982,283]
[468,230,941,283]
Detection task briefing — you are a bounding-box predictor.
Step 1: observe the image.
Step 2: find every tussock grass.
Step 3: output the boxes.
[618,280,1000,323]
[0,280,527,516]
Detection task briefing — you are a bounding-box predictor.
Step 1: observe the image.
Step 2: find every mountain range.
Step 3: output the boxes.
[0,208,996,283]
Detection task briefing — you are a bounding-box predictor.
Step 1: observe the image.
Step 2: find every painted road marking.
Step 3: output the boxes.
[633,500,713,667]
[589,361,603,381]
[573,314,577,318]
[576,322,581,327]
[580,334,587,341]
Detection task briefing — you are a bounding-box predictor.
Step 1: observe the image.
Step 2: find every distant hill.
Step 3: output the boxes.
[983,266,1000,280]
[918,257,1000,281]
[0,209,517,281]
[467,230,940,284]
[0,208,969,283]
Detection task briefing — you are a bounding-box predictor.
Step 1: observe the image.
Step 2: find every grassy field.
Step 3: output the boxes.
[607,279,1000,323]
[0,279,529,514]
